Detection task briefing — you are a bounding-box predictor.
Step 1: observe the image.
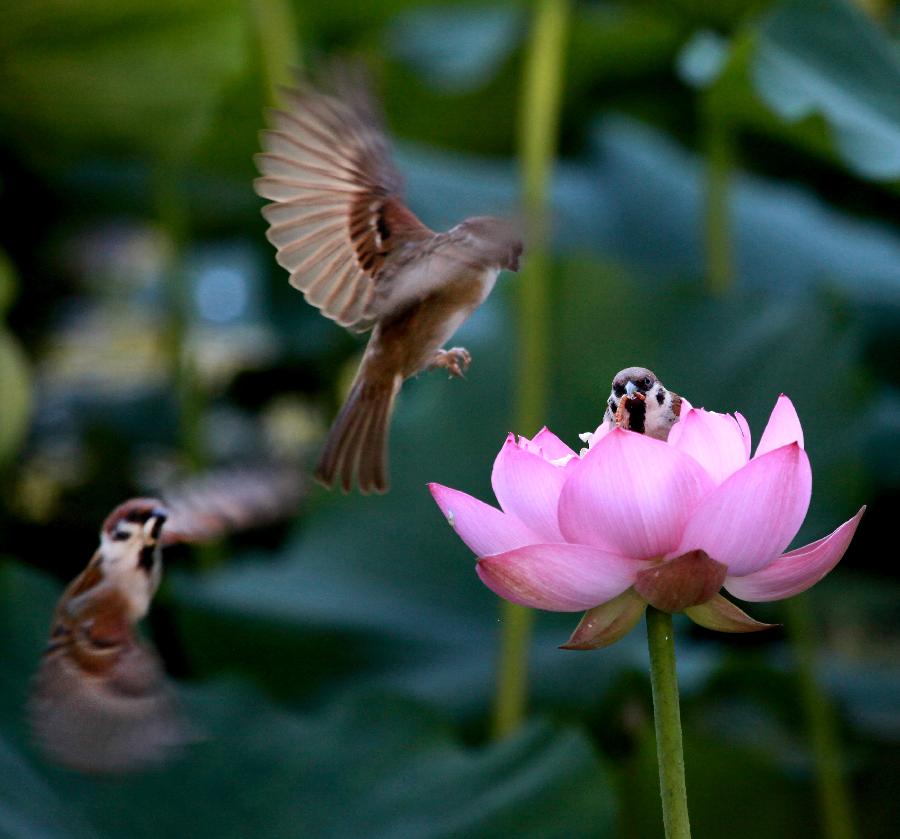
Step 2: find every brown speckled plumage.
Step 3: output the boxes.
[254,70,522,493]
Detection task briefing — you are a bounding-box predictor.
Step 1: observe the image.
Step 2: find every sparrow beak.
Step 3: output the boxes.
[144,509,168,545]
[624,381,638,397]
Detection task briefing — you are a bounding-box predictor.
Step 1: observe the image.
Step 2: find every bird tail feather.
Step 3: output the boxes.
[315,373,401,494]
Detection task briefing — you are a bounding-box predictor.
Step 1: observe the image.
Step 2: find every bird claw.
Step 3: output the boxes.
[430,347,471,378]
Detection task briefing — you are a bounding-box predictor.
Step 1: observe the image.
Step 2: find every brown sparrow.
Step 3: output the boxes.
[254,69,522,494]
[28,468,301,773]
[603,367,683,440]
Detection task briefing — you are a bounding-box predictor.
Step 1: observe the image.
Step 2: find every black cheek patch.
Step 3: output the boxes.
[656,388,666,405]
[138,545,156,573]
[608,398,617,412]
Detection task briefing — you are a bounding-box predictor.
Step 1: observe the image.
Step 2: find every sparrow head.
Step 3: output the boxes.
[99,498,168,616]
[604,366,682,441]
[457,216,523,272]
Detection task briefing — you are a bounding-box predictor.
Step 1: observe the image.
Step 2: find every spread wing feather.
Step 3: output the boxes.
[254,71,432,330]
[160,466,303,546]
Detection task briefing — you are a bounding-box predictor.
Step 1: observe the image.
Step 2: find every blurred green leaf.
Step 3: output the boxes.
[386,5,523,92]
[626,726,812,838]
[752,0,900,181]
[590,116,900,300]
[0,738,98,839]
[680,1,900,183]
[67,689,616,839]
[0,0,248,163]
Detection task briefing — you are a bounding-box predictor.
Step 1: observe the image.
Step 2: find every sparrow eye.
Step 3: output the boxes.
[112,526,130,541]
[643,376,653,389]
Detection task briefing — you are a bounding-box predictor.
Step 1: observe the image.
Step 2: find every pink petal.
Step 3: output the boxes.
[558,429,716,559]
[428,484,541,557]
[673,443,812,577]
[491,435,568,542]
[476,543,646,611]
[724,508,864,602]
[582,420,614,450]
[668,408,749,484]
[756,394,804,456]
[526,427,578,461]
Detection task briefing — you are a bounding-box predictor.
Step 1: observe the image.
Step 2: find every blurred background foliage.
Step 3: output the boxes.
[1,0,898,836]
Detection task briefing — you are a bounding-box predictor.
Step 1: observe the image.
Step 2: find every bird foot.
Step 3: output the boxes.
[429,347,471,378]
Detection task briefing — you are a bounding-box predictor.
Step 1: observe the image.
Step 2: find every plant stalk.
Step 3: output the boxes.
[646,607,692,839]
[491,0,570,740]
[246,0,301,107]
[784,596,857,839]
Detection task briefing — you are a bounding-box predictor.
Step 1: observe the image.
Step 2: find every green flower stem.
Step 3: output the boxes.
[492,600,535,738]
[246,0,301,107]
[153,166,205,472]
[703,102,735,295]
[646,607,692,839]
[491,0,570,740]
[154,167,221,570]
[784,595,857,839]
[517,0,569,430]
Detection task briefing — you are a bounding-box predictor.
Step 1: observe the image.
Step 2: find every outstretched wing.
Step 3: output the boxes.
[159,466,303,546]
[29,588,190,773]
[254,69,433,330]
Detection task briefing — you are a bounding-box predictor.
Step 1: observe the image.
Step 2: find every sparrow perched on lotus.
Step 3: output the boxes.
[254,68,522,494]
[28,468,300,773]
[603,366,683,441]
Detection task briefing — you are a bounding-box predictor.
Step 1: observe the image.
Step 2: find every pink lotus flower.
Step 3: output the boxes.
[429,396,864,649]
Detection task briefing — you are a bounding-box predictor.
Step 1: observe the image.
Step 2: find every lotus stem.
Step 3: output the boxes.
[785,595,857,839]
[646,606,692,839]
[247,0,301,107]
[492,0,570,740]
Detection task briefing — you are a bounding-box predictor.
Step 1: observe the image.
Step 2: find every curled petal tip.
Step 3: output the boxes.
[724,507,864,602]
[429,484,540,557]
[756,395,804,456]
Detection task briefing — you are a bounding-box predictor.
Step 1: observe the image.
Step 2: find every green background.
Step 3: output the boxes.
[1,0,898,836]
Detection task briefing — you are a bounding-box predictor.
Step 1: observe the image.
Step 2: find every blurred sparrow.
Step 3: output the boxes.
[603,367,682,441]
[28,468,301,773]
[254,68,522,494]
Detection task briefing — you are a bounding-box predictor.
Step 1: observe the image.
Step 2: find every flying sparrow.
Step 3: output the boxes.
[603,367,683,441]
[28,468,301,773]
[254,68,522,494]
